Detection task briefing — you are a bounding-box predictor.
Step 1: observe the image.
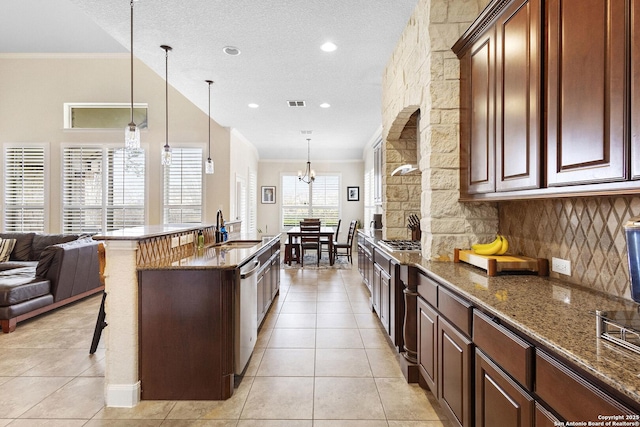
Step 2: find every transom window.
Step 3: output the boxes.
[64,103,148,130]
[281,173,340,228]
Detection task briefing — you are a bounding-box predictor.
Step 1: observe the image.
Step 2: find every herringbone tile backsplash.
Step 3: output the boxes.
[499,196,640,301]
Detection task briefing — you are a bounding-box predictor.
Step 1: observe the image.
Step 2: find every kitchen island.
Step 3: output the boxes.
[94,225,280,407]
[357,231,640,424]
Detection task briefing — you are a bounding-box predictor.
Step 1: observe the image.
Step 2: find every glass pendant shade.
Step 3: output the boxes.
[125,122,140,149]
[205,157,214,174]
[161,144,172,166]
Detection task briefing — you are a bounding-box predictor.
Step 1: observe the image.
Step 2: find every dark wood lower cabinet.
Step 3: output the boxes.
[380,267,390,332]
[138,269,235,400]
[535,349,637,420]
[535,402,562,427]
[439,317,473,427]
[417,296,438,393]
[475,349,534,427]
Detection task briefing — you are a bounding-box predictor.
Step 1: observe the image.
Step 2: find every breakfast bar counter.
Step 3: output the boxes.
[93,224,280,407]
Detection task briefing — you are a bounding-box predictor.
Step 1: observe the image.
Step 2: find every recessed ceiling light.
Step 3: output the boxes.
[248,103,259,108]
[320,42,337,52]
[320,103,331,108]
[223,46,241,56]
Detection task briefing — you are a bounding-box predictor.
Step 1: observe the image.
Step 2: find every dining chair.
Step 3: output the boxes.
[333,220,357,264]
[299,221,321,266]
[321,219,340,258]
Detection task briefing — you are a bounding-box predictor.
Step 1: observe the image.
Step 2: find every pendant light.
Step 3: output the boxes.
[160,45,173,166]
[124,0,140,149]
[298,138,315,184]
[205,80,214,175]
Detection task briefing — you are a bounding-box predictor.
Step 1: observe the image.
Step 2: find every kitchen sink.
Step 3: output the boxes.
[214,240,262,249]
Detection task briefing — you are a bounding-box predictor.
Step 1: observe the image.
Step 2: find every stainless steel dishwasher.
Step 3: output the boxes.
[235,259,260,374]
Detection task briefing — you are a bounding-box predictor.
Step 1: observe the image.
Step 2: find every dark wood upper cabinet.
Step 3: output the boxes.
[546,0,628,186]
[463,29,496,194]
[458,0,541,195]
[495,0,541,191]
[455,0,640,199]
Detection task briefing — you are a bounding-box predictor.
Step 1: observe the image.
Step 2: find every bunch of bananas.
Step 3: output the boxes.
[472,235,509,256]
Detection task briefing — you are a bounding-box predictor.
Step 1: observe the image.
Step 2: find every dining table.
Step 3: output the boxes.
[286,226,335,265]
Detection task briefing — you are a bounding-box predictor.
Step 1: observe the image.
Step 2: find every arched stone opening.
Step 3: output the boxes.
[384,109,421,240]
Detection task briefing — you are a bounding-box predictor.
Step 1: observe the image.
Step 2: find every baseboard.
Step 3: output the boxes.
[105,381,141,407]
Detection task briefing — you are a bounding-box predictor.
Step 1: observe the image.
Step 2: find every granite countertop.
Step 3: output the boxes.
[358,232,640,407]
[93,224,212,241]
[137,234,281,270]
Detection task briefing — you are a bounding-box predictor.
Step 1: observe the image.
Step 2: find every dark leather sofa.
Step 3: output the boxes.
[0,233,103,333]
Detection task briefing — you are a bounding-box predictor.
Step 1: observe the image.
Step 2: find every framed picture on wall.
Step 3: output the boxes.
[261,186,276,204]
[347,186,359,201]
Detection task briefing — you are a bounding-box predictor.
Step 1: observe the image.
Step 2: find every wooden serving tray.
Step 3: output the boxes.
[454,249,549,277]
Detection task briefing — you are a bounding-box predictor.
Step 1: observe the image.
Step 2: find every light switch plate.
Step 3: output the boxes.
[551,257,571,276]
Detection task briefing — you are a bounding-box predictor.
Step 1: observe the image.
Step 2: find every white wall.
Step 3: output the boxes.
[257,159,364,240]
[229,129,259,232]
[0,54,231,232]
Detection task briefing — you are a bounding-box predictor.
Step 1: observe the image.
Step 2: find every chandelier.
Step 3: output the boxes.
[298,138,315,184]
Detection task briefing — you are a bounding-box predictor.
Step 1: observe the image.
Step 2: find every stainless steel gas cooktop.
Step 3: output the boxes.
[378,240,422,253]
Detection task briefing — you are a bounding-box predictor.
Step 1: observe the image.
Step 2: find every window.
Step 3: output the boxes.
[3,145,47,232]
[281,173,340,228]
[364,168,375,230]
[64,103,148,130]
[163,148,203,223]
[62,146,146,233]
[248,170,257,234]
[373,139,383,205]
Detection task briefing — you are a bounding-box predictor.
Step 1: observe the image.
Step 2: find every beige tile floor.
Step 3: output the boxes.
[0,261,450,426]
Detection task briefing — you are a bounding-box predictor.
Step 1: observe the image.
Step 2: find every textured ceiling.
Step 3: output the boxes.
[0,0,418,161]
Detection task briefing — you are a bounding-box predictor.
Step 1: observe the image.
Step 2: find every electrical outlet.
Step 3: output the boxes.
[551,257,571,276]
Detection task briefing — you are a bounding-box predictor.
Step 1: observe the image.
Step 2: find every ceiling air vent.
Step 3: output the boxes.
[288,100,306,107]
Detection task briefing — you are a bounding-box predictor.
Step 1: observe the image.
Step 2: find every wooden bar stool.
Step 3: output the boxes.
[284,239,301,265]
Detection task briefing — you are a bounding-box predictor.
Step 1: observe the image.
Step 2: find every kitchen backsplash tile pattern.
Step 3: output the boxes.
[500,196,640,300]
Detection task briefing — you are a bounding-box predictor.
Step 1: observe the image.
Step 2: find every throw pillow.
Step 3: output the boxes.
[0,238,17,262]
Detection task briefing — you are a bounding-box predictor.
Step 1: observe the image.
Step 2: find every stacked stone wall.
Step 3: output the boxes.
[382,0,496,259]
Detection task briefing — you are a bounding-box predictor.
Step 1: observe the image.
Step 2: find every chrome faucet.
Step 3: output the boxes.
[215,210,225,243]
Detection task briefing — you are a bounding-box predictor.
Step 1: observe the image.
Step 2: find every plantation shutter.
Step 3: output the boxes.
[310,175,340,226]
[163,148,203,223]
[281,173,341,228]
[63,146,146,233]
[62,147,103,233]
[107,148,146,230]
[281,174,310,227]
[248,170,257,234]
[4,146,46,232]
